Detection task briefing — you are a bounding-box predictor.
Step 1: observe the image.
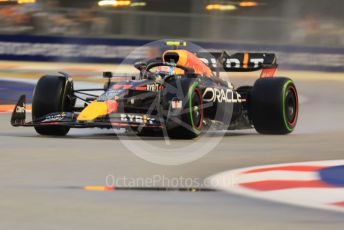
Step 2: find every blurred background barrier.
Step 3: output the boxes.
[0,34,343,72]
[0,0,343,71]
[1,0,344,47]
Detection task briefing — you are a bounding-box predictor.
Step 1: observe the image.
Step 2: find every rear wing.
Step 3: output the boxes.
[197,51,278,77]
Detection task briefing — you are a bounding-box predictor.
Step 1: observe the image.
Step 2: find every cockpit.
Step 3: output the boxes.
[134,49,214,80]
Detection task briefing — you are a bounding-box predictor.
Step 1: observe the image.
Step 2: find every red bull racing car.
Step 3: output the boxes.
[11,42,298,139]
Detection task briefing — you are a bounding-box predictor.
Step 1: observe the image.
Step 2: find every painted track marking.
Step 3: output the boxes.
[206,160,344,213]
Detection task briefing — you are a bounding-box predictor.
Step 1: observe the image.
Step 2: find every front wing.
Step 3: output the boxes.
[11,95,164,129]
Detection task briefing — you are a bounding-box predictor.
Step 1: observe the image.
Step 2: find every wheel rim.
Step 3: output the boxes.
[190,88,203,130]
[285,84,298,127]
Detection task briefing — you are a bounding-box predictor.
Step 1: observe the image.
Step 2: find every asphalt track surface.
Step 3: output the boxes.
[0,72,344,229]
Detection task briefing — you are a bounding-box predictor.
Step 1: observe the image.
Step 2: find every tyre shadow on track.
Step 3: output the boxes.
[0,130,255,141]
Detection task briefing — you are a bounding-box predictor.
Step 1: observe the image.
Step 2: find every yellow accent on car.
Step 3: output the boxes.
[165,41,187,47]
[77,101,108,121]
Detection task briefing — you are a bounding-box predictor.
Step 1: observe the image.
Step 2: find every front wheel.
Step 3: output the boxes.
[250,77,298,134]
[166,82,204,139]
[32,75,75,136]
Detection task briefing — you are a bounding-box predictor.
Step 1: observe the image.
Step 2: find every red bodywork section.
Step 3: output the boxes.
[260,67,277,78]
[163,50,213,77]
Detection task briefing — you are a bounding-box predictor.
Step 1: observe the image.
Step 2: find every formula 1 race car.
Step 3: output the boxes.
[11,42,298,139]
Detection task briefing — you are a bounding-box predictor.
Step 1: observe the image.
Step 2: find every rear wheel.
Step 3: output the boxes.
[250,77,298,134]
[32,75,75,136]
[166,82,204,139]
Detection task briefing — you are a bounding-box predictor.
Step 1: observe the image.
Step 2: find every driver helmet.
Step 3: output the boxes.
[156,65,175,75]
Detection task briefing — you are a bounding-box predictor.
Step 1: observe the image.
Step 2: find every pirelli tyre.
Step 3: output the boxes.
[250,77,298,134]
[166,82,204,139]
[32,75,75,136]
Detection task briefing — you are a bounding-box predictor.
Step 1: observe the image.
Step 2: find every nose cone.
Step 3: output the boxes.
[77,100,119,121]
[77,101,109,122]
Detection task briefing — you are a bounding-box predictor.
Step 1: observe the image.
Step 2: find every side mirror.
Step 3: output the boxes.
[134,61,147,71]
[103,72,113,90]
[103,72,113,79]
